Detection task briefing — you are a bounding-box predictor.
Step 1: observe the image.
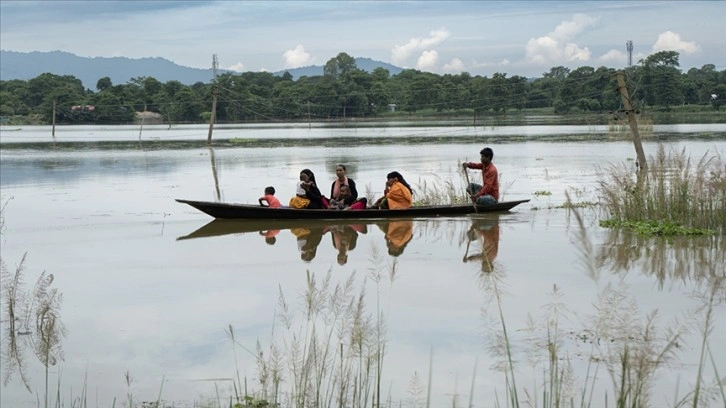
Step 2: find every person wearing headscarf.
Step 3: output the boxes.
[372,171,413,209]
[295,168,326,209]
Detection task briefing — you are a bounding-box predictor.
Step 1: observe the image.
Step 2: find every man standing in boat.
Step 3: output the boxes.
[463,147,499,205]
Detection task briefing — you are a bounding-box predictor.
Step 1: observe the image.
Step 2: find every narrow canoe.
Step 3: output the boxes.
[176,198,529,220]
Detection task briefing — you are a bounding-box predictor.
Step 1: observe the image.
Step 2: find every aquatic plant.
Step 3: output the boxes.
[533,190,552,197]
[607,115,654,139]
[599,144,726,234]
[1,200,66,408]
[413,174,465,206]
[599,219,713,236]
[248,269,387,408]
[475,193,726,408]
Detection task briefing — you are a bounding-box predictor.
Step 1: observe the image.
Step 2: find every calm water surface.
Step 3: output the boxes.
[1,125,725,407]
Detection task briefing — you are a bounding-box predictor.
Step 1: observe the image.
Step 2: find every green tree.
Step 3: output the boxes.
[96,77,112,92]
[508,75,528,111]
[323,52,358,80]
[543,66,570,80]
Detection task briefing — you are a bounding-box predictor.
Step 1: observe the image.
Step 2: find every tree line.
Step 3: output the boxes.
[1,51,724,125]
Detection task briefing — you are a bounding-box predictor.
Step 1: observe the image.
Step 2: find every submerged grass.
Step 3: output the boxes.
[599,144,726,235]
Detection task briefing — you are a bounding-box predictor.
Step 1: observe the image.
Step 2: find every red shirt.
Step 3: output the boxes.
[468,162,499,201]
[259,194,281,208]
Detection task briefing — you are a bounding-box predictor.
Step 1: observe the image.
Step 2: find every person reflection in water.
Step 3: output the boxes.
[259,229,280,245]
[464,218,500,272]
[325,224,367,265]
[291,226,326,262]
[379,220,414,256]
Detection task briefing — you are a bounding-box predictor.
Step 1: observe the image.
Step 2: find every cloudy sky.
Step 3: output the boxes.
[1,0,723,77]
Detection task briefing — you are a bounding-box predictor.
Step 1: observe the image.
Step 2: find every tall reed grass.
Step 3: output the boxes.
[599,144,726,234]
[245,265,395,408]
[475,193,725,408]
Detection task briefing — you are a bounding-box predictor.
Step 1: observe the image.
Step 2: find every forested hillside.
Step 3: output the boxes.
[1,51,724,125]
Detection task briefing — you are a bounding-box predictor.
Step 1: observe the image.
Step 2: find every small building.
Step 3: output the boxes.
[388,103,397,112]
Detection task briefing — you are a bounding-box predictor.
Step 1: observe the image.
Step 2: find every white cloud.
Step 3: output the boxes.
[524,13,597,65]
[471,59,511,69]
[227,62,245,72]
[442,58,465,72]
[599,49,625,63]
[282,44,312,68]
[551,13,595,41]
[416,50,439,70]
[652,31,700,54]
[391,28,450,66]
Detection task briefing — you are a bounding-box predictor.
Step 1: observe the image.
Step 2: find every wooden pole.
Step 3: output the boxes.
[616,71,648,170]
[51,100,56,137]
[207,88,218,145]
[463,165,478,213]
[138,105,146,144]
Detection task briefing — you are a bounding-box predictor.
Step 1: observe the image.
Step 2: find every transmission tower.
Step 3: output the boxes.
[626,40,633,67]
[212,54,219,81]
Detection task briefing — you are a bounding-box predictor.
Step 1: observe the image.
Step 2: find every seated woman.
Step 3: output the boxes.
[328,184,368,210]
[298,169,326,209]
[330,164,359,200]
[371,171,413,209]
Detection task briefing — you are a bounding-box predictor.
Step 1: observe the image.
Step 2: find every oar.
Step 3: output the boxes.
[463,164,478,213]
[462,237,472,262]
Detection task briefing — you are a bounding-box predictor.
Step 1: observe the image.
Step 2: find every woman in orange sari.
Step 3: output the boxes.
[371,171,413,209]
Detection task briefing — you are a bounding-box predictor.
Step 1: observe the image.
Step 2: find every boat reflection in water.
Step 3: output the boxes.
[178,216,497,266]
[178,219,393,263]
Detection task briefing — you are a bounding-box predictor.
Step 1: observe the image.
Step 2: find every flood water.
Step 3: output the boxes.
[1,124,725,407]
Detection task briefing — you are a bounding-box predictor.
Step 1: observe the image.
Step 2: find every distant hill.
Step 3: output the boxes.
[0,50,218,89]
[0,50,404,90]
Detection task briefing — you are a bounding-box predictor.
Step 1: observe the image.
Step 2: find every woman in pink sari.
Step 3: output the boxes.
[328,164,367,210]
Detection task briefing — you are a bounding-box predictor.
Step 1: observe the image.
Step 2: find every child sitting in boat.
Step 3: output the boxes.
[259,186,282,208]
[328,184,367,210]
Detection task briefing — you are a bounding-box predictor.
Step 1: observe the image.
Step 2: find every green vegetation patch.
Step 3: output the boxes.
[533,190,552,196]
[599,219,713,236]
[531,201,598,210]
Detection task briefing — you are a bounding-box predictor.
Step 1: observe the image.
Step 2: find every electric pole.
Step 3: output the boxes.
[207,54,219,144]
[616,71,647,170]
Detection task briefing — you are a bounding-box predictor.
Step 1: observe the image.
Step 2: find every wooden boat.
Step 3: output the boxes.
[176,198,529,220]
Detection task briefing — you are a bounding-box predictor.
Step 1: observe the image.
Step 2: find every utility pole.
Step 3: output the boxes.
[51,100,56,137]
[207,54,219,144]
[616,71,647,170]
[207,90,217,145]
